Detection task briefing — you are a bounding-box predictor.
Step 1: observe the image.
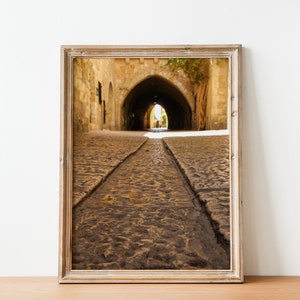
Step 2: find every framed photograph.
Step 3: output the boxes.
[59,45,242,283]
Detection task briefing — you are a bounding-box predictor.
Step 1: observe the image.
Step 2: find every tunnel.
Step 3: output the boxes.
[122,76,192,130]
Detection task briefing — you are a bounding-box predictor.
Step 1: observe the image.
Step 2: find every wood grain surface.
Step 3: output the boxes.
[1,277,299,299]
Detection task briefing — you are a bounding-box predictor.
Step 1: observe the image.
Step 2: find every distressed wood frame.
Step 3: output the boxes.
[59,45,242,283]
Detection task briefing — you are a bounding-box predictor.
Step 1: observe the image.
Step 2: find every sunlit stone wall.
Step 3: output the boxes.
[73,58,115,133]
[206,58,229,130]
[73,57,228,133]
[113,58,194,130]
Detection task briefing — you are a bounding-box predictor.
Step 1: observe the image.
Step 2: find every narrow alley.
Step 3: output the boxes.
[72,133,230,270]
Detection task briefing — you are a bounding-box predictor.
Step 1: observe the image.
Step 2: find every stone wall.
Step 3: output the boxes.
[205,58,229,130]
[113,58,194,130]
[73,57,229,133]
[73,58,115,133]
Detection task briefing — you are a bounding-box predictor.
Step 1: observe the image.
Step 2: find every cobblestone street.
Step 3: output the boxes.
[163,134,230,241]
[72,131,230,270]
[72,131,147,206]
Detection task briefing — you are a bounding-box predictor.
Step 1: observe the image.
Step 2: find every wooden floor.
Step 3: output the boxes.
[1,277,299,299]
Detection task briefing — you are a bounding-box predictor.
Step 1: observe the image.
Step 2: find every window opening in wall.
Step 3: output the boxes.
[103,100,106,124]
[96,81,102,104]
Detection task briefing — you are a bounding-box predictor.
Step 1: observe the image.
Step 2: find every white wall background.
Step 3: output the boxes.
[1,0,299,276]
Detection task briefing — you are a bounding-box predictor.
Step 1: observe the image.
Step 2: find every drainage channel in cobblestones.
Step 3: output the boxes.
[72,137,230,270]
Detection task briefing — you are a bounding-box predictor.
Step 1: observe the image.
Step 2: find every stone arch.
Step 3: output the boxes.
[144,103,169,129]
[122,75,192,130]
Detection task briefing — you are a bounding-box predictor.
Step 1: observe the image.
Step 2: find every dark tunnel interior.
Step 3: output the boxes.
[122,76,192,130]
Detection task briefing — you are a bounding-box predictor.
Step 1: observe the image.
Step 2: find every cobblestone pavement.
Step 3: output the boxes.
[72,135,230,270]
[72,131,147,206]
[163,135,230,241]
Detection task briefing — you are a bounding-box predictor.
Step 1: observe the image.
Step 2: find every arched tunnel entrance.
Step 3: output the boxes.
[123,76,192,130]
[146,104,168,129]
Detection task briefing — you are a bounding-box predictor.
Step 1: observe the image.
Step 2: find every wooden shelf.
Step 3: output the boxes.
[1,276,299,299]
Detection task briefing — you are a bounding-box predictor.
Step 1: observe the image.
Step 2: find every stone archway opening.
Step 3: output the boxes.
[145,104,168,130]
[123,76,191,130]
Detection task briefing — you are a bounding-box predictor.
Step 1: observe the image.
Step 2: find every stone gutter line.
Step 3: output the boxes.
[162,138,230,248]
[162,138,196,196]
[73,137,149,208]
[162,139,202,212]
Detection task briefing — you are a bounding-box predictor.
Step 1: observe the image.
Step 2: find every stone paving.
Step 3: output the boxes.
[163,135,230,241]
[72,131,147,206]
[72,133,230,270]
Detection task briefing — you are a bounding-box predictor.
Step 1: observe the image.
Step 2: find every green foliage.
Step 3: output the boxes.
[165,58,209,85]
